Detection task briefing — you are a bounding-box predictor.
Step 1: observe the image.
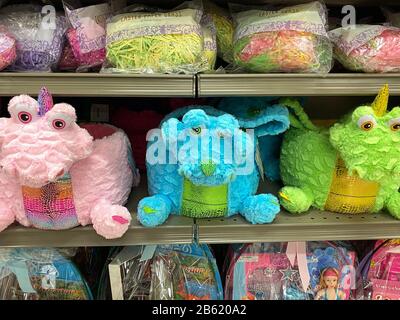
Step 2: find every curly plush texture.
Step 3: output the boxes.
[217,97,290,181]
[138,107,281,227]
[0,92,137,239]
[279,93,400,217]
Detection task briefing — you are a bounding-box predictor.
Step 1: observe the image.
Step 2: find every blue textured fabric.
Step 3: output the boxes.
[217,97,290,181]
[138,107,281,226]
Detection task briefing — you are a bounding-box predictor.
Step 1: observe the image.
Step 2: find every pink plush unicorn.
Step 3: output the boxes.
[0,88,139,239]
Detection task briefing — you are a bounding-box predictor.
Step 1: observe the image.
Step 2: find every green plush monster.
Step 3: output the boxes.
[279,85,400,218]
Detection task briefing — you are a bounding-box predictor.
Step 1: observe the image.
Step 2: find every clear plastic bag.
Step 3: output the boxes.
[0,248,92,300]
[0,25,16,70]
[201,13,217,71]
[359,239,400,300]
[0,5,67,71]
[203,0,234,64]
[103,0,207,74]
[63,1,111,71]
[231,1,332,73]
[109,244,223,300]
[330,25,400,73]
[58,41,79,71]
[225,242,362,300]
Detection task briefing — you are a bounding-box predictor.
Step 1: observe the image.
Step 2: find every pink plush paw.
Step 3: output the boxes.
[90,200,132,239]
[0,207,15,232]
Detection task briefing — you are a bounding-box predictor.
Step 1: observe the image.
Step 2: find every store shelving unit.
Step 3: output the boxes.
[0,73,196,97]
[197,74,400,97]
[0,177,195,247]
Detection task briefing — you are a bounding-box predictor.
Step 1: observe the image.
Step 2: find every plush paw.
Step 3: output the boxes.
[278,186,313,214]
[138,195,172,227]
[90,200,132,239]
[241,194,280,224]
[0,207,15,232]
[386,193,400,219]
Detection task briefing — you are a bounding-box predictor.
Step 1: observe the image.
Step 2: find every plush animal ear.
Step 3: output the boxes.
[8,95,39,123]
[182,109,209,127]
[50,103,77,122]
[217,114,239,129]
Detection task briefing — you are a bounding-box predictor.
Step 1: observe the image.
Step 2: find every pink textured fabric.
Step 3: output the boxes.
[0,95,135,239]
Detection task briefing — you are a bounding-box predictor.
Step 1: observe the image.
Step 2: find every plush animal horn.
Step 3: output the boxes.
[371,84,389,117]
[38,87,54,116]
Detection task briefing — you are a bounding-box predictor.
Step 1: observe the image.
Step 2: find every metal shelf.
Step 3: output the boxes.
[0,177,195,248]
[197,74,400,97]
[196,210,400,244]
[0,73,196,97]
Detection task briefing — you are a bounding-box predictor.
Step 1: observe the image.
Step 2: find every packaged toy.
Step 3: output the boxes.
[359,239,400,300]
[279,85,400,217]
[0,248,92,300]
[217,97,290,181]
[64,1,110,70]
[104,0,207,74]
[225,241,360,300]
[330,25,400,73]
[0,5,67,71]
[0,88,140,239]
[0,26,16,70]
[203,0,234,64]
[107,244,223,300]
[231,1,332,73]
[138,106,281,227]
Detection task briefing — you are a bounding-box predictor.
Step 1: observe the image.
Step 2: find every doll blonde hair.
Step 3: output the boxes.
[318,267,339,289]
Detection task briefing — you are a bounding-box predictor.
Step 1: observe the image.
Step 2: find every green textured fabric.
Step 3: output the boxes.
[181,178,228,218]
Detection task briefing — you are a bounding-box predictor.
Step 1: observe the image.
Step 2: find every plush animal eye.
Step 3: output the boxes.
[191,127,202,135]
[47,113,73,131]
[18,111,32,124]
[52,119,66,130]
[389,118,400,131]
[357,115,376,131]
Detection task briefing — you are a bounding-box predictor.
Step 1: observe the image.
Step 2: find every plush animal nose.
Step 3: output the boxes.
[201,161,216,176]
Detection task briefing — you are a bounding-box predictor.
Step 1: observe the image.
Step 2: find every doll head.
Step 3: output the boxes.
[319,268,339,290]
[0,88,93,187]
[330,85,400,182]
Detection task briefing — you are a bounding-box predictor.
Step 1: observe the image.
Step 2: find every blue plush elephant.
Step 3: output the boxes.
[138,107,281,227]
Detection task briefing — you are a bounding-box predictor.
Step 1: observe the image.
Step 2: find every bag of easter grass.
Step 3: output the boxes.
[63,1,111,71]
[329,25,400,73]
[203,0,234,64]
[0,4,67,72]
[201,13,217,71]
[231,1,332,73]
[103,0,208,74]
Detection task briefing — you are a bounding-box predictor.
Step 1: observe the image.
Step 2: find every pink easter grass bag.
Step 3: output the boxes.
[0,87,139,239]
[359,239,400,300]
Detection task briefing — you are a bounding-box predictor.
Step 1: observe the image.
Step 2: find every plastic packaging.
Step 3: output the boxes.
[203,0,234,63]
[201,13,217,70]
[0,5,67,71]
[225,242,362,300]
[330,25,400,73]
[104,0,207,74]
[58,42,79,71]
[231,1,332,73]
[0,248,92,300]
[107,244,223,300]
[63,1,110,70]
[359,239,400,300]
[0,26,16,70]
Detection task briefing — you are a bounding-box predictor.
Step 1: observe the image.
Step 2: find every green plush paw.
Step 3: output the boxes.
[278,186,313,214]
[386,193,400,219]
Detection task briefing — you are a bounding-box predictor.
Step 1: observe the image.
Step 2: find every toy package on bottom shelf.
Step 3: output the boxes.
[224,242,362,300]
[0,248,92,300]
[360,239,400,300]
[106,244,223,300]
